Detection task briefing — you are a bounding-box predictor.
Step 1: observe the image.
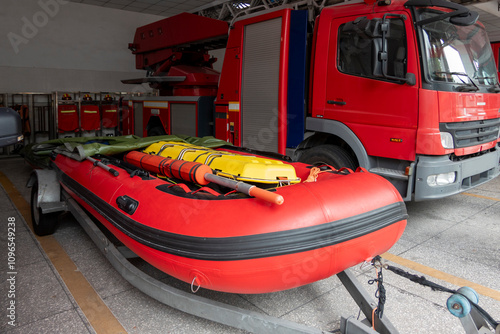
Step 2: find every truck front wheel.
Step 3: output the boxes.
[298,145,357,170]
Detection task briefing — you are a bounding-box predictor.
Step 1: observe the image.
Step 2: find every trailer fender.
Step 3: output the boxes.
[300,118,370,169]
[27,169,66,214]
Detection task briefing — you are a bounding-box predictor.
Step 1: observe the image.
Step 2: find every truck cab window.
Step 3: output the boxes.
[418,9,498,89]
[338,17,407,81]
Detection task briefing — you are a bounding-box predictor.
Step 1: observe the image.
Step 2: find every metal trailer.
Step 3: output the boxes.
[27,168,398,334]
[27,168,498,334]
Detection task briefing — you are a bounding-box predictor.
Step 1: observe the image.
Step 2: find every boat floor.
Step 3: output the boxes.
[1,156,499,333]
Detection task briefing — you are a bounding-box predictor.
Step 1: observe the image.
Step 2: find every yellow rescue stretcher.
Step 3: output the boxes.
[143,141,301,185]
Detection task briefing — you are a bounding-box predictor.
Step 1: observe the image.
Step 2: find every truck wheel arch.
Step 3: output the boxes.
[297,118,370,169]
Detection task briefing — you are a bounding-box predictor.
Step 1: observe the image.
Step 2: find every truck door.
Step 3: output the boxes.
[324,12,419,162]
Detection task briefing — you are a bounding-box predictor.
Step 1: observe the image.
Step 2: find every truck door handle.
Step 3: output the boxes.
[327,100,346,106]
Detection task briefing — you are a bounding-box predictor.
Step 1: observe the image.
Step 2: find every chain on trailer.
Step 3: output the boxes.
[368,256,500,334]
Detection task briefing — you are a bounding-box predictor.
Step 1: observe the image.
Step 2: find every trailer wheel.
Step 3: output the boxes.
[298,145,357,170]
[30,180,59,236]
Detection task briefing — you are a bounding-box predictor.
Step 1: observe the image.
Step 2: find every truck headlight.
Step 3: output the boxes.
[440,132,454,149]
[427,172,456,186]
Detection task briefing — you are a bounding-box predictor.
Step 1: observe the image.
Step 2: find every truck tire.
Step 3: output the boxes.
[298,145,357,170]
[30,181,59,236]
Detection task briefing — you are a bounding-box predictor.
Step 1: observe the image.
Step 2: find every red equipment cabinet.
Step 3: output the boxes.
[57,104,78,136]
[80,104,100,133]
[101,104,118,128]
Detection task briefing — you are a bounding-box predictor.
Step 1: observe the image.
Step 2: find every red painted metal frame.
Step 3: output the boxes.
[278,10,291,155]
[142,103,169,136]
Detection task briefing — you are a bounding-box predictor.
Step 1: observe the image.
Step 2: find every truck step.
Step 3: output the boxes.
[370,167,408,180]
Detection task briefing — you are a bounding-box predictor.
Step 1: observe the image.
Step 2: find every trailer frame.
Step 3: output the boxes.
[29,168,400,334]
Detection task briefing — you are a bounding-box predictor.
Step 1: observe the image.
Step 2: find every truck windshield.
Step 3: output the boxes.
[418,9,498,88]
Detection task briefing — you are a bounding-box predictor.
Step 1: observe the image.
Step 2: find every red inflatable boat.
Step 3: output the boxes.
[50,144,407,294]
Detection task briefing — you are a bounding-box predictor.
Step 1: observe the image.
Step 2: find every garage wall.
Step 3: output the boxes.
[0,0,164,93]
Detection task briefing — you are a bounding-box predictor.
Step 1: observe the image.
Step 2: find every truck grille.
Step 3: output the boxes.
[440,118,500,149]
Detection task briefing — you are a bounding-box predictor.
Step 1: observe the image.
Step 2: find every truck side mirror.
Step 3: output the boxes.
[371,14,414,84]
[405,73,416,86]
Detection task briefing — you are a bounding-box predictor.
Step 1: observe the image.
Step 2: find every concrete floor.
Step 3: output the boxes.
[0,156,499,333]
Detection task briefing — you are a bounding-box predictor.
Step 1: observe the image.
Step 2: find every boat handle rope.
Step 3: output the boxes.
[304,165,370,182]
[167,183,191,193]
[303,165,347,183]
[190,186,221,196]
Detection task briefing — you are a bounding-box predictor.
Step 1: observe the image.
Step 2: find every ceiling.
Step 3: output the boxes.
[69,0,500,41]
[68,0,217,17]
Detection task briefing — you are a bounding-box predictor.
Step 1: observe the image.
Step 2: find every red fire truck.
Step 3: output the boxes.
[122,0,500,201]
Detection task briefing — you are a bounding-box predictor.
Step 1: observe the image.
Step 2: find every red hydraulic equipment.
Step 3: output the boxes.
[122,12,228,137]
[125,12,228,97]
